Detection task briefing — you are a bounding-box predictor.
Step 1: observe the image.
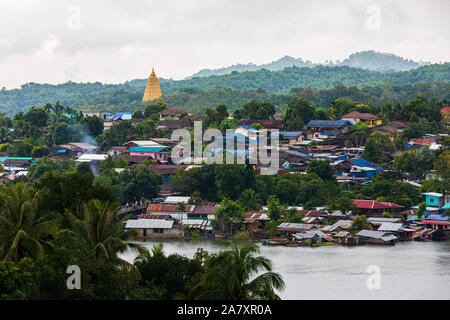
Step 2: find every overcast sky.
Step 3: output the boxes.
[0,0,448,89]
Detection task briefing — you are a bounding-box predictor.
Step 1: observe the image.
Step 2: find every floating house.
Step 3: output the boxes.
[355,230,398,245]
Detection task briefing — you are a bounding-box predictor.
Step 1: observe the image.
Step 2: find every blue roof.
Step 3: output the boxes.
[282,150,312,159]
[347,158,382,171]
[114,112,133,120]
[129,146,169,153]
[237,125,256,130]
[217,133,250,142]
[304,120,351,129]
[426,214,449,221]
[0,157,35,163]
[441,203,450,210]
[279,131,303,138]
[57,149,68,153]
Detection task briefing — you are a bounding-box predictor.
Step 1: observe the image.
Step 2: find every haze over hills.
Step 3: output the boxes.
[187,50,430,79]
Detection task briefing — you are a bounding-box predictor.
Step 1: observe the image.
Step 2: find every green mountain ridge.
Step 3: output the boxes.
[186,50,429,78]
[0,62,448,116]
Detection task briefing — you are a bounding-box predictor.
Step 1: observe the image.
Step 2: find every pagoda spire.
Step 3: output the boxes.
[142,68,162,102]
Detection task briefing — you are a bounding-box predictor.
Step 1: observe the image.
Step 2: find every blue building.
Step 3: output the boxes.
[333,158,383,179]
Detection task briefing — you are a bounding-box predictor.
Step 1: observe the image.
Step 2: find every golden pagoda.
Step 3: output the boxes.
[142,68,162,102]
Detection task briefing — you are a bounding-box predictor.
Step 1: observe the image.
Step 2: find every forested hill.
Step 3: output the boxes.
[0,63,449,116]
[161,63,449,94]
[186,50,427,78]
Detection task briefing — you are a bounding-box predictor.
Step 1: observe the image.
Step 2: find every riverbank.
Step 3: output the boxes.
[120,240,450,300]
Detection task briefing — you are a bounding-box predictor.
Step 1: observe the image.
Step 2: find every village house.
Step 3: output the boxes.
[107,146,128,156]
[75,154,108,176]
[333,158,382,179]
[156,119,187,130]
[310,145,341,153]
[234,125,259,138]
[377,222,416,241]
[81,110,111,120]
[182,219,213,237]
[239,119,284,131]
[399,209,419,221]
[123,140,162,150]
[189,202,219,220]
[278,131,304,147]
[128,146,171,163]
[406,138,437,150]
[163,196,191,204]
[158,108,192,120]
[49,142,99,159]
[112,112,133,121]
[124,218,184,239]
[279,149,312,172]
[146,204,194,220]
[0,157,35,174]
[375,121,408,137]
[276,222,320,236]
[352,200,404,217]
[303,120,352,138]
[242,212,269,234]
[420,192,449,214]
[341,111,382,127]
[291,230,334,245]
[419,215,449,240]
[355,230,398,245]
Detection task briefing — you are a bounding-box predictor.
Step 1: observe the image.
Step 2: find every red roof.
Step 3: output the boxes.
[138,214,171,220]
[192,202,220,214]
[408,138,435,145]
[147,204,194,213]
[352,200,404,209]
[441,107,450,114]
[420,220,449,226]
[400,210,417,215]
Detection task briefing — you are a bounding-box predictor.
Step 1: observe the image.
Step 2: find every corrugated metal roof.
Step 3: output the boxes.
[356,230,388,239]
[304,120,351,129]
[125,219,173,229]
[381,235,398,241]
[182,219,212,230]
[329,219,353,232]
[377,223,403,232]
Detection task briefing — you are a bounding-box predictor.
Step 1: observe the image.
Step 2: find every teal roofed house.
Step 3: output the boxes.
[0,157,36,172]
[129,146,171,164]
[416,192,450,216]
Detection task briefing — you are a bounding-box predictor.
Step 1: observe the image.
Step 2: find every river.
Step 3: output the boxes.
[119,240,450,300]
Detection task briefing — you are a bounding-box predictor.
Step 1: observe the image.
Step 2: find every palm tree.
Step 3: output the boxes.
[189,242,285,300]
[66,199,142,260]
[239,189,263,211]
[177,201,186,221]
[0,184,58,263]
[134,243,165,265]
